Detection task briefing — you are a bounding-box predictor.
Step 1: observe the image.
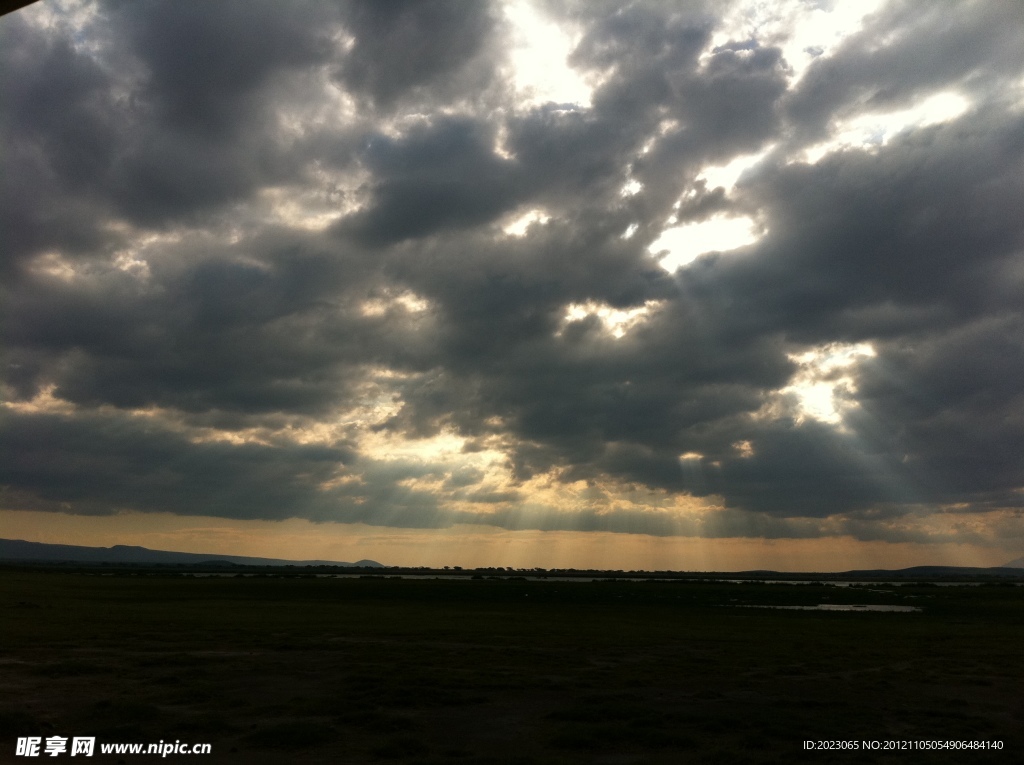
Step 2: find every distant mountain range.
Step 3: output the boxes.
[0,538,383,568]
[2,537,1021,574]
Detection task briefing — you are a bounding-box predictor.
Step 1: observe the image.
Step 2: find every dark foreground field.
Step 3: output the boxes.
[2,571,1022,764]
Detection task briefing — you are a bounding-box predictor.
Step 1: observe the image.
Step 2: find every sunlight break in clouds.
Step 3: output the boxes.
[559,300,662,339]
[359,291,431,317]
[695,146,775,193]
[650,216,762,271]
[801,91,971,164]
[704,0,885,83]
[503,207,551,236]
[503,0,593,107]
[783,343,877,426]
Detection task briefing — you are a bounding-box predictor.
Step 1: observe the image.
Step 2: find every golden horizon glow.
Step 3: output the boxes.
[1,508,1018,572]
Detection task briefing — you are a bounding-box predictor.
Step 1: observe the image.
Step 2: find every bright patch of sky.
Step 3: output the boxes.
[503,208,551,236]
[1011,74,1024,111]
[638,120,681,157]
[28,252,83,282]
[800,91,971,164]
[105,228,185,278]
[695,145,775,192]
[503,0,593,108]
[23,0,102,55]
[358,430,511,494]
[733,440,755,458]
[367,431,471,463]
[650,216,762,271]
[704,0,885,84]
[260,163,371,231]
[560,300,662,339]
[261,188,345,231]
[492,121,514,160]
[620,179,643,197]
[779,0,885,82]
[782,342,876,426]
[112,250,151,279]
[359,291,431,317]
[1,385,77,416]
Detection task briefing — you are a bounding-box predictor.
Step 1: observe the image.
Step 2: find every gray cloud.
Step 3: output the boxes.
[2,0,1023,546]
[0,408,355,519]
[784,0,1024,140]
[110,0,339,136]
[336,0,501,109]
[340,116,524,244]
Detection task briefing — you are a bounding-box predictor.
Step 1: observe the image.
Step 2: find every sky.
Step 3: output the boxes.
[2,0,1023,571]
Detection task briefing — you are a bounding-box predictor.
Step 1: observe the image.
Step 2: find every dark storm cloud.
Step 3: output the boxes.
[2,0,1023,543]
[340,116,524,244]
[850,316,1024,510]
[693,109,1024,343]
[0,13,124,269]
[100,0,355,226]
[2,226,434,414]
[109,0,338,136]
[0,408,355,519]
[1,0,366,253]
[336,0,500,109]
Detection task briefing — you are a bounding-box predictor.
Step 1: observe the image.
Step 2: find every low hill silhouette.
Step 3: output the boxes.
[0,538,383,568]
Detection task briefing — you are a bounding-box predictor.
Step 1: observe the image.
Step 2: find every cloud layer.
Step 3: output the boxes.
[3,0,1023,550]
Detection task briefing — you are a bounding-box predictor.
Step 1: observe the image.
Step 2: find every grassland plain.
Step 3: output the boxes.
[1,570,1021,764]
